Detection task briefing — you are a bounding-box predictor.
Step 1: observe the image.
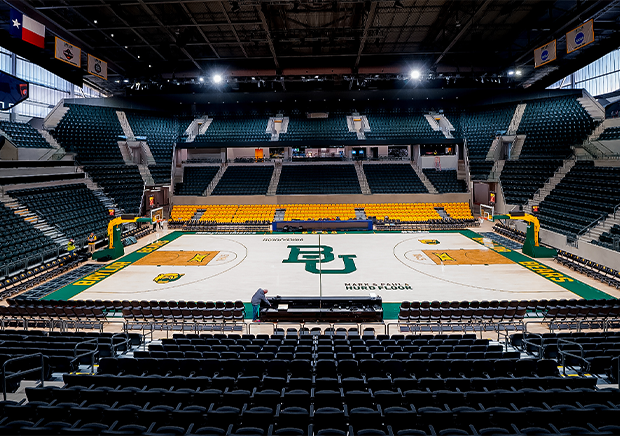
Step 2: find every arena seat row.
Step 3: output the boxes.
[148,165,172,185]
[536,161,620,238]
[0,252,79,298]
[174,166,220,196]
[401,299,620,312]
[52,104,125,163]
[555,250,620,289]
[10,384,620,436]
[398,307,528,323]
[363,164,428,194]
[277,164,361,195]
[0,120,51,148]
[125,110,192,165]
[212,166,274,196]
[459,104,516,160]
[364,113,444,141]
[422,169,467,193]
[7,183,110,242]
[516,96,595,159]
[598,124,620,140]
[83,165,144,214]
[171,202,473,224]
[195,116,271,143]
[0,202,58,273]
[280,116,357,142]
[500,159,564,205]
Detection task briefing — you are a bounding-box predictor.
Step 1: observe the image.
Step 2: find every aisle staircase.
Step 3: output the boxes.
[267,162,282,196]
[509,135,526,160]
[579,212,620,244]
[204,164,227,196]
[507,103,527,135]
[411,163,437,193]
[354,162,371,194]
[138,165,155,186]
[523,159,576,213]
[116,111,135,139]
[0,193,67,246]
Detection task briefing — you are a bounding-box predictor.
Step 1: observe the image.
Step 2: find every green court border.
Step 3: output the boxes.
[43,229,615,310]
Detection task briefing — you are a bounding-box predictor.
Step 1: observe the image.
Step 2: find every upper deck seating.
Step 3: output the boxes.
[52,104,124,163]
[174,166,219,196]
[500,159,563,205]
[0,120,51,148]
[279,116,357,142]
[195,117,270,143]
[83,165,144,214]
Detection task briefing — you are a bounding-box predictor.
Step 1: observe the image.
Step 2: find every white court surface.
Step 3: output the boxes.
[68,231,609,303]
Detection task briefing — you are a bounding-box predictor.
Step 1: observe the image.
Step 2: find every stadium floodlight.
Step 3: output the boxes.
[213,74,223,84]
[410,70,421,79]
[199,77,204,82]
[123,79,129,83]
[508,70,515,76]
[516,70,522,76]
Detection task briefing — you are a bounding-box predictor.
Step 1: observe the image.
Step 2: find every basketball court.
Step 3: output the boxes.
[43,229,616,306]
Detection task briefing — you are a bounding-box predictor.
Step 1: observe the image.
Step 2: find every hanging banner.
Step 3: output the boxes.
[55,37,81,67]
[566,19,594,54]
[534,39,556,68]
[87,54,107,80]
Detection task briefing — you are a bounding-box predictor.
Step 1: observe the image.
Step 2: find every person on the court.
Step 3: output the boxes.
[87,232,97,254]
[251,288,271,322]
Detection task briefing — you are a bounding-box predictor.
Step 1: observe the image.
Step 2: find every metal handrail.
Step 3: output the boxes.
[557,337,587,376]
[74,338,98,374]
[520,332,544,357]
[2,353,46,400]
[110,332,133,357]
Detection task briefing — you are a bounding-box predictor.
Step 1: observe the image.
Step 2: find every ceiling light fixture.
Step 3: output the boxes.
[508,70,515,76]
[213,74,223,84]
[410,70,421,79]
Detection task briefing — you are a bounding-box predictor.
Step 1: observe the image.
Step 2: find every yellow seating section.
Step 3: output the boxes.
[283,204,358,221]
[364,203,441,222]
[171,202,472,223]
[443,202,474,220]
[232,205,278,223]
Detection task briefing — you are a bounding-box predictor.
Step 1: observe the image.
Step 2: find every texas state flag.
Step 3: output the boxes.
[9,9,45,48]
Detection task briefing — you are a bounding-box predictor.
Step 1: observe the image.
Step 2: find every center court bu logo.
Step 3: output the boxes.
[283,245,357,274]
[153,273,184,284]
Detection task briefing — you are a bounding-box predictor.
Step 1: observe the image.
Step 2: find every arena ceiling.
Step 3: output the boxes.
[3,0,620,96]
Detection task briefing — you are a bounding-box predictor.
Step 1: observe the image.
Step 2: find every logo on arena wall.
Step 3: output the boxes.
[153,273,185,284]
[418,239,440,245]
[283,245,357,274]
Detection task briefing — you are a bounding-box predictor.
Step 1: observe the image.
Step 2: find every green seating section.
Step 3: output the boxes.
[83,165,144,214]
[52,104,124,163]
[537,161,620,238]
[598,126,620,140]
[500,160,563,205]
[195,117,270,143]
[363,164,428,194]
[365,110,444,141]
[517,96,595,158]
[0,203,57,271]
[459,104,516,159]
[8,184,109,243]
[277,164,361,195]
[422,169,467,193]
[174,166,219,196]
[592,224,620,252]
[279,116,356,141]
[468,160,495,180]
[125,111,191,166]
[212,166,274,196]
[0,121,51,148]
[148,165,172,185]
